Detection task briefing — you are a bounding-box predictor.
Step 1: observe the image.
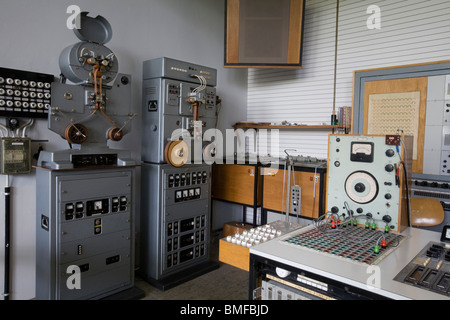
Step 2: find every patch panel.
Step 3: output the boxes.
[0,67,54,118]
[283,225,405,265]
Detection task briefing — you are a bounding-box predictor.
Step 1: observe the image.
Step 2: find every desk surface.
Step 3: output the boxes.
[250,225,449,300]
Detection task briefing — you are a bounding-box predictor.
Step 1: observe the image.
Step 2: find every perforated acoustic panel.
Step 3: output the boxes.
[367,92,421,160]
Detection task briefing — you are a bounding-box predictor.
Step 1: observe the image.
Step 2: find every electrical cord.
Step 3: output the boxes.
[399,135,412,228]
[192,74,207,94]
[312,199,401,250]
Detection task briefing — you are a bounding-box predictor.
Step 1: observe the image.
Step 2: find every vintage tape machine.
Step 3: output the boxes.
[326,135,413,233]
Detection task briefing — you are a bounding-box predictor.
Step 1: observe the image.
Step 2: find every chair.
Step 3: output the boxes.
[410,197,445,227]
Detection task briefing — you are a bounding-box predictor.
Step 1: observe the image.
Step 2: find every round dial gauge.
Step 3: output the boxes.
[345,171,379,204]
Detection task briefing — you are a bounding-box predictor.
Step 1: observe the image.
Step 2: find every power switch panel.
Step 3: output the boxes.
[290,186,301,215]
[1,137,31,174]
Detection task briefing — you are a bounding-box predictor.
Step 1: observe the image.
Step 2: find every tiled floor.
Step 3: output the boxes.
[135,231,250,300]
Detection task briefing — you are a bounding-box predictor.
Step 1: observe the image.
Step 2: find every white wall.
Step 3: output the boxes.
[247,0,450,159]
[0,0,248,300]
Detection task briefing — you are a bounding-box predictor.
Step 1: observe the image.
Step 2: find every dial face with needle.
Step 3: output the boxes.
[351,142,375,163]
[352,143,372,155]
[345,171,379,204]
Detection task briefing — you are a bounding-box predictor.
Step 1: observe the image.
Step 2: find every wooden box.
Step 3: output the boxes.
[212,164,261,206]
[219,239,250,271]
[262,167,325,219]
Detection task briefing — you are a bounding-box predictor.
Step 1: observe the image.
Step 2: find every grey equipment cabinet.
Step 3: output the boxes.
[35,167,136,300]
[140,162,218,290]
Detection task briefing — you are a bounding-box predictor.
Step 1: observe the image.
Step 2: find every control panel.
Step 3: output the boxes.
[141,57,218,164]
[290,186,301,215]
[36,168,135,300]
[143,57,217,87]
[71,154,118,168]
[165,214,207,269]
[327,135,412,233]
[162,166,210,273]
[394,241,450,297]
[0,67,53,118]
[251,255,389,300]
[62,196,128,221]
[140,163,212,287]
[423,75,450,177]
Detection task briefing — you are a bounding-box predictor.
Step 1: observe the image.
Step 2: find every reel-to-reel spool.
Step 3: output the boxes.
[326,135,412,233]
[164,140,189,167]
[164,139,219,168]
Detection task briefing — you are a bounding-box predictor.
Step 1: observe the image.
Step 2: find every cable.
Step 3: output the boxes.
[99,108,120,129]
[312,200,399,249]
[15,118,34,138]
[192,74,207,93]
[389,132,411,228]
[3,175,10,300]
[281,157,286,218]
[0,122,8,138]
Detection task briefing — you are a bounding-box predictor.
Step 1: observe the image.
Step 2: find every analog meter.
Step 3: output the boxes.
[351,142,374,163]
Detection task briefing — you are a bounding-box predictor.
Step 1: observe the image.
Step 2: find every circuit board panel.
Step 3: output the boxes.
[283,226,405,265]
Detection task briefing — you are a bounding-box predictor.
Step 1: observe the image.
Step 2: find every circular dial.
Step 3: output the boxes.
[64,124,88,144]
[345,171,379,204]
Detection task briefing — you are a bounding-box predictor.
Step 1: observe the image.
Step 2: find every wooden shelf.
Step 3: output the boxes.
[232,123,349,130]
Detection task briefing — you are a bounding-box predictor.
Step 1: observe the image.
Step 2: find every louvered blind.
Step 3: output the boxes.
[246,0,450,159]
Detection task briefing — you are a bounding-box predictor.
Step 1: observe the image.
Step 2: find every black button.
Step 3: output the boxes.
[385,149,395,157]
[354,183,366,193]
